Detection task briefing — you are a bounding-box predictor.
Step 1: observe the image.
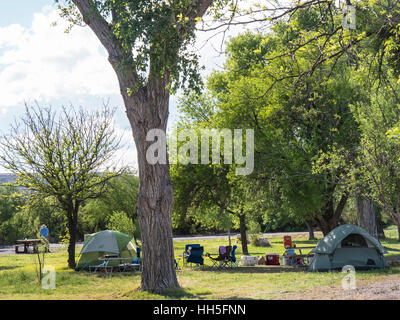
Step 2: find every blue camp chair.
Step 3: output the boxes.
[132,247,141,264]
[186,246,204,268]
[183,244,201,266]
[118,247,141,272]
[225,245,238,267]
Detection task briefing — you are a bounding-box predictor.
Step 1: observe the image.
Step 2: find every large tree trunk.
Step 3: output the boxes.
[305,221,315,240]
[239,214,249,255]
[397,225,400,242]
[67,210,77,269]
[122,75,179,292]
[316,191,349,236]
[375,208,386,240]
[70,0,216,292]
[356,196,379,239]
[67,201,80,269]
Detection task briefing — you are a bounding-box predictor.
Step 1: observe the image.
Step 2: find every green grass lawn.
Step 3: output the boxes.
[0,230,400,300]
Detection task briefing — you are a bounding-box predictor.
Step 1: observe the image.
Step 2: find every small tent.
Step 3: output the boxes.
[309,224,388,272]
[75,230,137,271]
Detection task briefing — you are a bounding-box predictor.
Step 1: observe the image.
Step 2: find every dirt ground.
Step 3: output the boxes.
[282,273,400,300]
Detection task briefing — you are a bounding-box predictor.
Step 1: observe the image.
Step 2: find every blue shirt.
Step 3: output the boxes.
[40,227,49,238]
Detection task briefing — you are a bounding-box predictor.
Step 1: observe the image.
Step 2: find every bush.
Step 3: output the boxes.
[106,211,136,236]
[249,234,271,247]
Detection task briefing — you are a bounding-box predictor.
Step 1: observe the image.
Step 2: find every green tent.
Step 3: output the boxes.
[309,224,388,272]
[75,230,137,271]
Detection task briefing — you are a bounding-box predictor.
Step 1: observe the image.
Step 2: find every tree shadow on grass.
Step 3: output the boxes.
[199,266,309,274]
[157,287,212,300]
[0,265,20,271]
[381,237,400,244]
[383,246,400,253]
[128,285,213,300]
[386,254,400,265]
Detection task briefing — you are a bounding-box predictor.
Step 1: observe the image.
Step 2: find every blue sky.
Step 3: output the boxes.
[0,1,55,27]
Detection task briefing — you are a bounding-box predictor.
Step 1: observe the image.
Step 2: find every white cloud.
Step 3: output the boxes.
[112,124,138,172]
[0,2,266,172]
[0,6,119,110]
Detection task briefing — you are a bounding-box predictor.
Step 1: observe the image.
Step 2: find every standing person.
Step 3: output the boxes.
[40,225,50,253]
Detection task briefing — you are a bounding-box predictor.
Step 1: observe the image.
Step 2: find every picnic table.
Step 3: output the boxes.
[284,246,315,266]
[89,255,136,274]
[15,239,42,254]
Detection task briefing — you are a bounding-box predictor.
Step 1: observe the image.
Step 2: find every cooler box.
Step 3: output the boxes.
[265,253,280,265]
[241,255,258,266]
[283,254,296,266]
[283,235,292,249]
[285,249,295,255]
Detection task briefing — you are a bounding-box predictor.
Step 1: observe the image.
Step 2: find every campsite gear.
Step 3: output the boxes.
[283,247,314,266]
[240,255,258,266]
[132,247,141,264]
[231,245,237,262]
[282,254,297,266]
[186,246,204,268]
[282,254,291,266]
[258,256,266,265]
[207,245,232,268]
[265,253,280,265]
[118,259,142,272]
[75,230,136,271]
[15,239,42,254]
[224,245,238,267]
[309,224,388,272]
[91,255,134,274]
[183,244,201,266]
[284,235,292,249]
[286,249,295,255]
[118,248,142,272]
[282,254,289,265]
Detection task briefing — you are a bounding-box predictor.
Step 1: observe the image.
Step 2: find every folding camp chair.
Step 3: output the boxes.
[89,254,118,274]
[182,244,201,266]
[223,245,239,267]
[118,247,142,272]
[186,246,204,268]
[207,245,232,268]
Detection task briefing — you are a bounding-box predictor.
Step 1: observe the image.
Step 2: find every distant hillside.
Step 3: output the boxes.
[0,173,17,185]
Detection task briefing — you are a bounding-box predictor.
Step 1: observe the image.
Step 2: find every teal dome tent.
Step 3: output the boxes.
[309,224,388,272]
[75,230,137,271]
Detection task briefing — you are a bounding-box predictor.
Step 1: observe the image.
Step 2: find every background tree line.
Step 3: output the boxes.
[170,3,400,247]
[0,173,139,246]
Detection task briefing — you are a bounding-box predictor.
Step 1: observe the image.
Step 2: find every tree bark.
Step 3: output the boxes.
[398,225,400,242]
[67,210,77,269]
[70,0,215,292]
[316,191,349,236]
[239,214,249,255]
[66,200,80,269]
[305,220,315,240]
[375,208,386,240]
[356,196,379,239]
[122,76,179,292]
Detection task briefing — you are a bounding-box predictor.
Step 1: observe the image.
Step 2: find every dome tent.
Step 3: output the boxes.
[75,230,137,271]
[309,224,388,272]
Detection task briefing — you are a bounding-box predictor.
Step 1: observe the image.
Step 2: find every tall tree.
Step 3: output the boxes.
[356,197,378,239]
[351,77,400,240]
[205,27,365,235]
[0,105,122,268]
[56,0,232,291]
